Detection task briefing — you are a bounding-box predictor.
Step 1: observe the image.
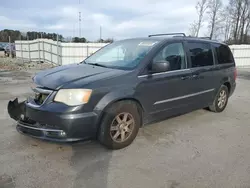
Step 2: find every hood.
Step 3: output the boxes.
[33,63,127,89]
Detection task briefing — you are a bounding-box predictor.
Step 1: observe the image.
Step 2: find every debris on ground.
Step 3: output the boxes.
[0,57,57,71]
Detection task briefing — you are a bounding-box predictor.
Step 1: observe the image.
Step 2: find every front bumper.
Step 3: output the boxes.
[16,120,80,142]
[8,98,98,142]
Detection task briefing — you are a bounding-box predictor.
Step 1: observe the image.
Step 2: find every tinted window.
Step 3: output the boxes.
[213,43,234,64]
[188,42,213,67]
[153,43,186,71]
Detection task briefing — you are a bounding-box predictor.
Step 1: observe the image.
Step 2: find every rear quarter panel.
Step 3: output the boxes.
[212,43,236,94]
[212,64,236,97]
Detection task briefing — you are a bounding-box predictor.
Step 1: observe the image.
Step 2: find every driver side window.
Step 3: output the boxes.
[153,43,186,71]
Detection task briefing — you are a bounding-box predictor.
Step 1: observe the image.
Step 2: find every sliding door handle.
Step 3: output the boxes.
[181,76,190,80]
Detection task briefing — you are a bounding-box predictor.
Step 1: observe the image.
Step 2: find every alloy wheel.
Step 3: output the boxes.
[110,112,135,143]
[218,89,227,109]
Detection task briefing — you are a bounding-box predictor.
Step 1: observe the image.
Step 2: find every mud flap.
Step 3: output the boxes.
[7,98,26,121]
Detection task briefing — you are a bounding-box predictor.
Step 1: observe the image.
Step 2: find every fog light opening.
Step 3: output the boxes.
[60,131,66,137]
[20,114,25,120]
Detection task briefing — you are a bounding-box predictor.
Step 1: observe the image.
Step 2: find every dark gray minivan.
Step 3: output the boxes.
[8,33,237,149]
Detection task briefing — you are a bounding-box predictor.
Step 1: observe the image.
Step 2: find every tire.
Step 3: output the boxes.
[209,85,229,113]
[98,101,141,150]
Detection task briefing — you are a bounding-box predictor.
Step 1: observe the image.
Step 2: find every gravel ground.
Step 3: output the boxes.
[0,66,250,188]
[0,57,56,71]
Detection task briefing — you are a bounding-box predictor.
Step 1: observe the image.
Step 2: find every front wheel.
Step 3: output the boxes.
[209,85,229,113]
[98,101,141,150]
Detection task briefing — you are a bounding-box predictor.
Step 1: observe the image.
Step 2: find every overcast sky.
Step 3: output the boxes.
[0,0,222,40]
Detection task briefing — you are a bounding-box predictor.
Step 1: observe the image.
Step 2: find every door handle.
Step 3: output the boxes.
[181,76,190,80]
[191,73,200,79]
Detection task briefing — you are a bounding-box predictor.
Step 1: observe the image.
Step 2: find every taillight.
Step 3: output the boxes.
[234,67,237,81]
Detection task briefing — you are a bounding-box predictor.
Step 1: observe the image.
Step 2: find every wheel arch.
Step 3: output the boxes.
[211,79,231,104]
[216,77,232,95]
[223,81,231,94]
[95,97,145,137]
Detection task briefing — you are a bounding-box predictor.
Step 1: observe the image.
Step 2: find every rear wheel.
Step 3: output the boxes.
[98,101,141,150]
[209,85,229,113]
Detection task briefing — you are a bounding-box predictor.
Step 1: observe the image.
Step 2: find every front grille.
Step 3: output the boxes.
[19,119,60,130]
[31,86,53,105]
[36,122,60,130]
[17,120,66,139]
[34,93,49,105]
[18,125,43,137]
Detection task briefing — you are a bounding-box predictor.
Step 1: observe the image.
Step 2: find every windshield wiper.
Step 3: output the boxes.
[87,63,108,68]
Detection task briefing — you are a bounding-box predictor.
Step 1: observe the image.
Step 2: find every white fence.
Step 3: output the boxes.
[15,39,108,65]
[229,45,250,67]
[15,39,250,67]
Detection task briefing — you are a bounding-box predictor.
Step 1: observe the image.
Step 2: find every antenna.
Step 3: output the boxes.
[79,0,81,38]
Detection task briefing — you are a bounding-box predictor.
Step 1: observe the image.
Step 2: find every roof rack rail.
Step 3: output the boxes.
[148,33,186,37]
[199,37,211,40]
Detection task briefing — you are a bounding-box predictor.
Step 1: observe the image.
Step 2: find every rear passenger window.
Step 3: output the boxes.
[213,43,234,64]
[188,42,214,67]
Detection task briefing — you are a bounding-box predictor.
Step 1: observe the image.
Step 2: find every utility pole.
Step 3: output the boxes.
[73,23,75,41]
[8,36,11,57]
[100,26,102,41]
[79,0,81,38]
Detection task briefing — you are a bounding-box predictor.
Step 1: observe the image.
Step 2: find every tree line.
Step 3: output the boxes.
[0,29,113,43]
[0,29,63,42]
[70,37,114,43]
[190,0,250,44]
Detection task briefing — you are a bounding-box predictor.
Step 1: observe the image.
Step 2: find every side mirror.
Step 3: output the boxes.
[150,60,170,73]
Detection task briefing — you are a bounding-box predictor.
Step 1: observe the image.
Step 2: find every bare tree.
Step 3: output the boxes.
[244,12,250,41]
[239,0,249,43]
[217,6,231,41]
[218,0,250,44]
[188,22,199,36]
[229,0,244,42]
[195,0,209,37]
[189,0,208,37]
[223,14,233,41]
[230,0,250,43]
[207,0,223,39]
[190,0,250,43]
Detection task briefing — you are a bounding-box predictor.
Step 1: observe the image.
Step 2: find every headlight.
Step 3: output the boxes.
[54,89,92,106]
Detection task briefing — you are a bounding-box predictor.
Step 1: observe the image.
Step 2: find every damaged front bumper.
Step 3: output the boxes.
[7,98,98,142]
[7,98,26,121]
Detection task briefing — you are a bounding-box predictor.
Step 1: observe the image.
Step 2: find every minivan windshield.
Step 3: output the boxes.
[84,39,159,70]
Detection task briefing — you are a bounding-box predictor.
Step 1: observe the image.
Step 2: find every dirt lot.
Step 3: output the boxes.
[0,60,250,188]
